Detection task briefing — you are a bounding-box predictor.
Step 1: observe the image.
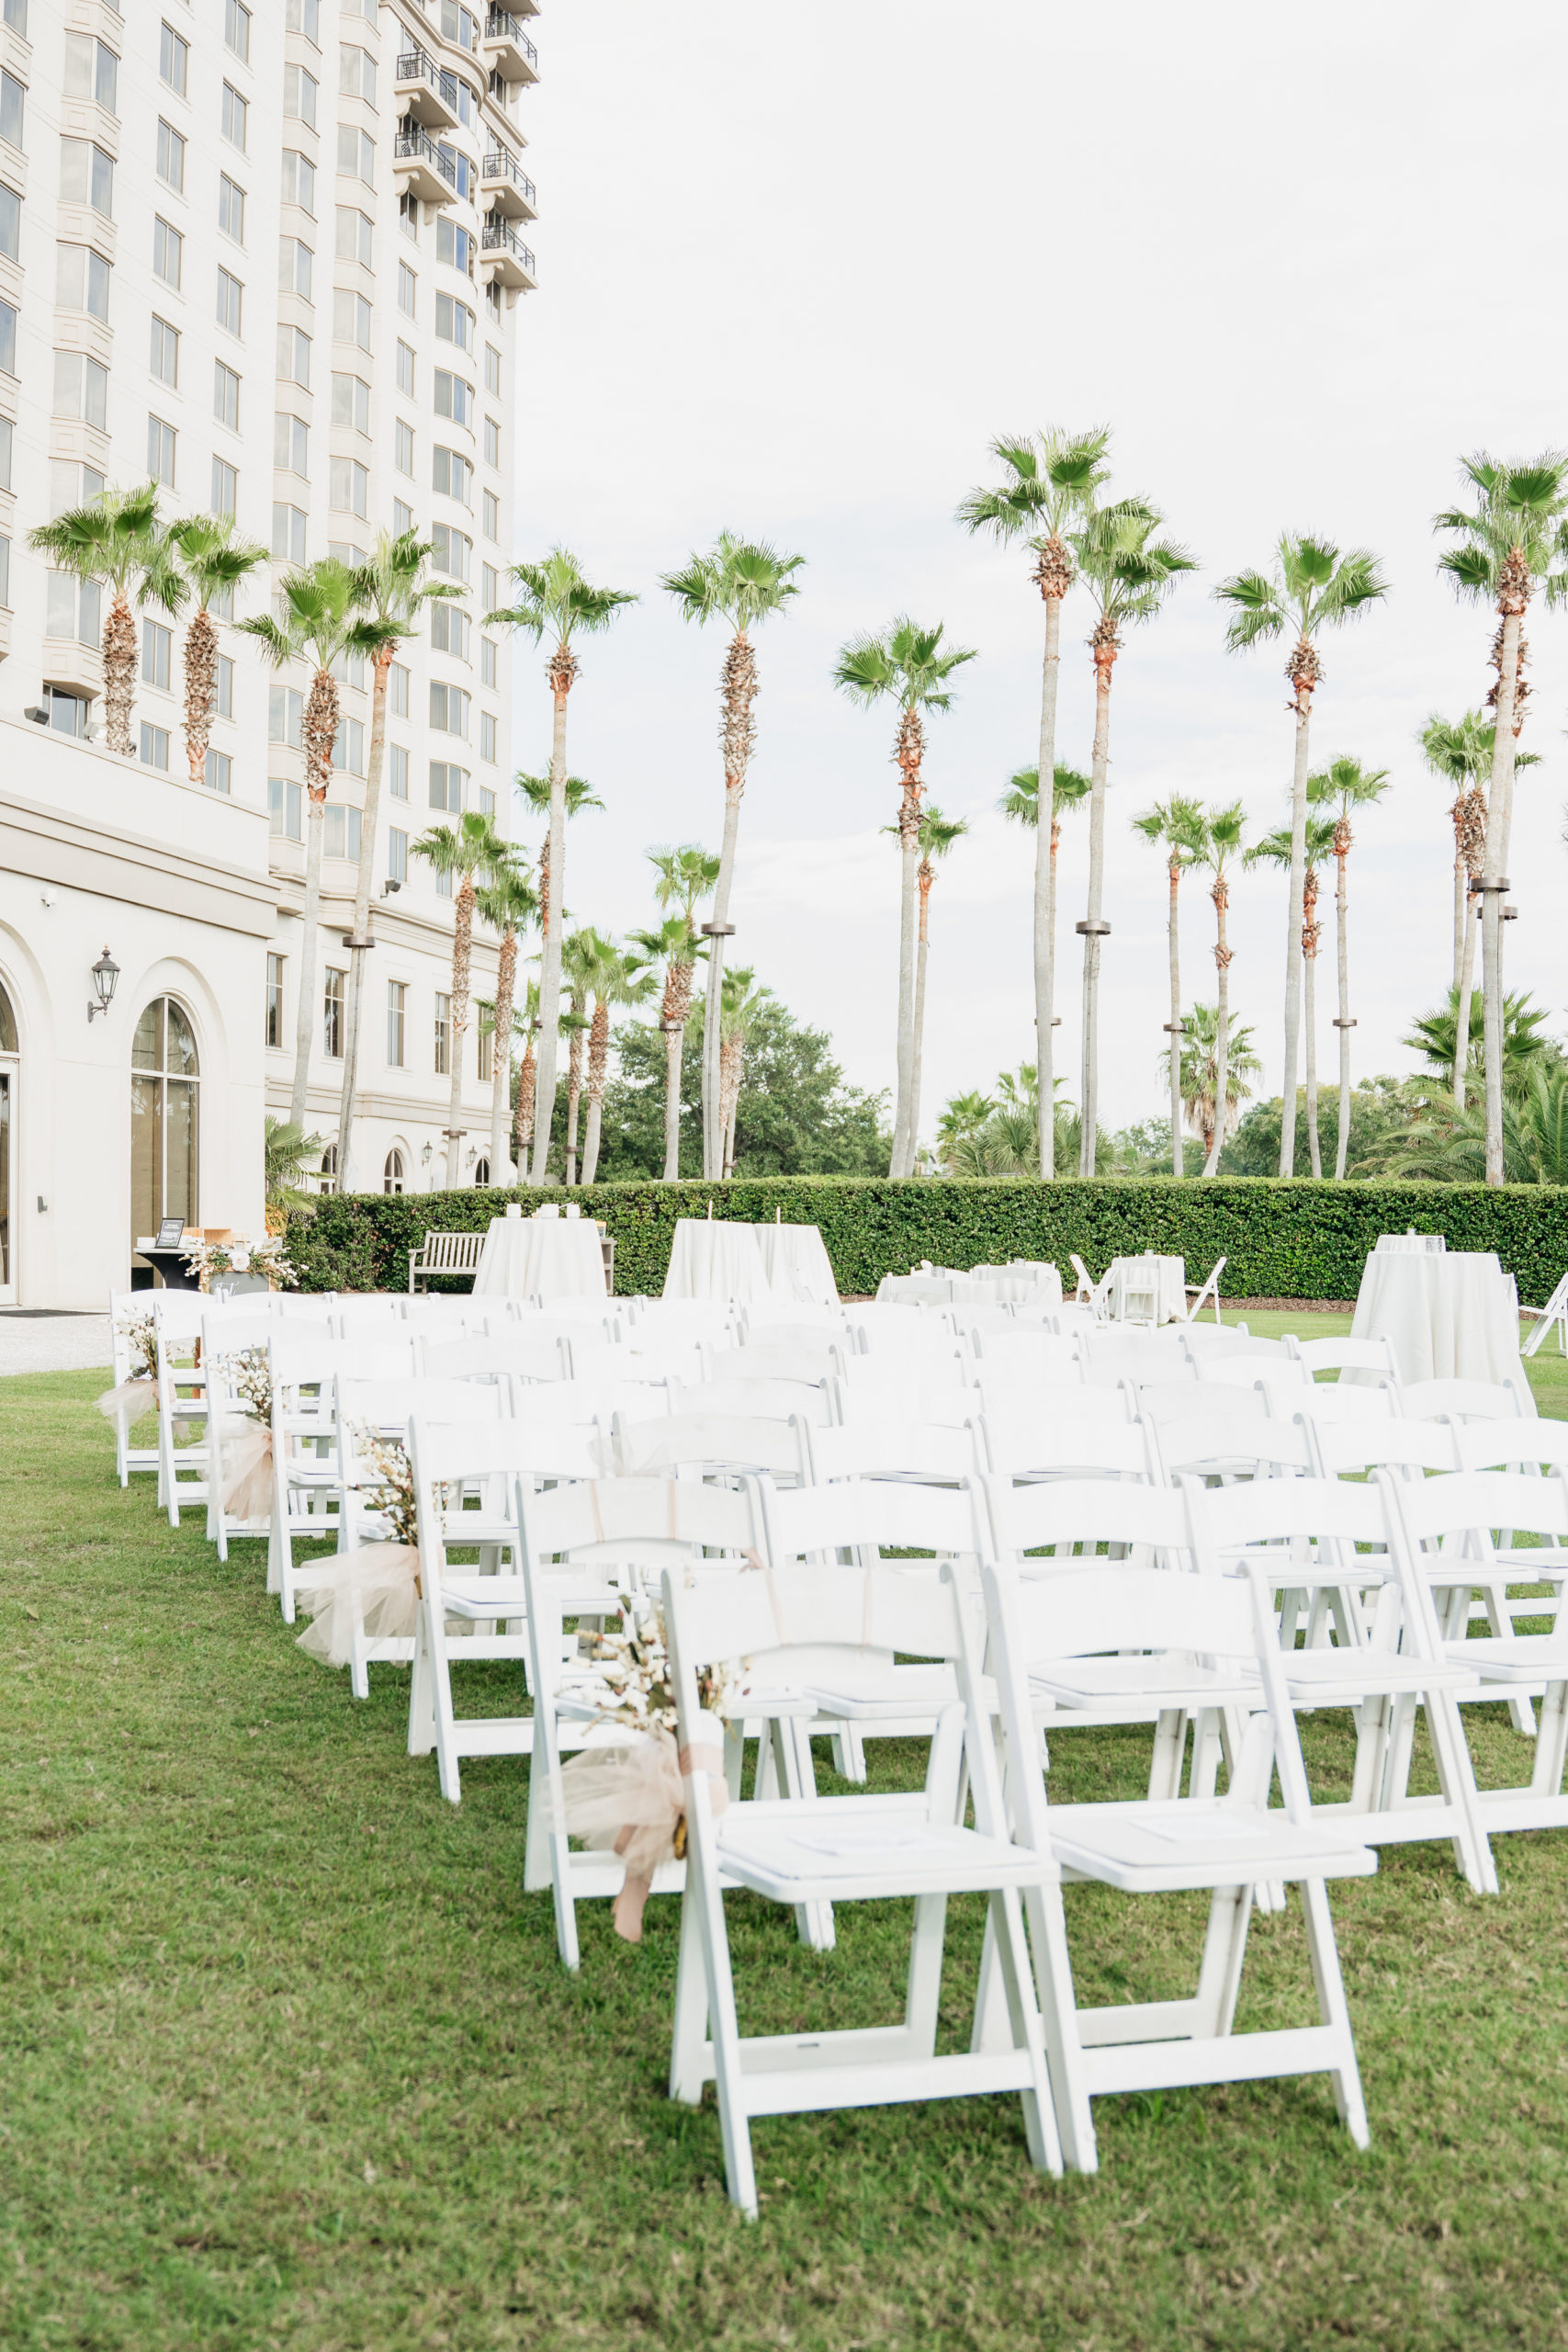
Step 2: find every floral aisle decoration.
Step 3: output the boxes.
[211,1344,276,1523]
[96,1310,160,1425]
[295,1426,432,1669]
[549,1587,749,1944]
[177,1233,299,1293]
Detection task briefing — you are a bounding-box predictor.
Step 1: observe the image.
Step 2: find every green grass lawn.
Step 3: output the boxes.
[5,1355,1568,2350]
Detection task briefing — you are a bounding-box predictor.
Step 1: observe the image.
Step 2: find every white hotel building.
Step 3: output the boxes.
[0,0,539,1306]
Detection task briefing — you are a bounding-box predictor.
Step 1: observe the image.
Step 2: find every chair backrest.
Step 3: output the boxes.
[204,1314,276,1360]
[1284,1332,1399,1379]
[983,1474,1190,1563]
[831,1369,982,1430]
[1280,1380,1395,1425]
[976,1378,1130,1430]
[1389,1464,1568,1547]
[708,1339,844,1385]
[1399,1376,1529,1424]
[670,1373,830,1427]
[1078,1333,1190,1390]
[803,1416,977,1485]
[1453,1419,1568,1475]
[338,1374,503,1435]
[1179,1322,1269,1361]
[977,1412,1149,1481]
[761,1472,985,1564]
[514,1374,671,1427]
[1146,1410,1310,1484]
[1135,1377,1255,1428]
[984,1556,1263,1674]
[1192,1355,1306,1393]
[1183,1470,1391,1564]
[536,1291,620,1322]
[968,1329,1081,1383]
[1303,1418,1457,1478]
[420,1331,567,1383]
[270,1330,418,1388]
[519,1473,765,1570]
[612,1409,806,1480]
[624,1298,737,1342]
[408,1409,601,1493]
[569,1337,705,1386]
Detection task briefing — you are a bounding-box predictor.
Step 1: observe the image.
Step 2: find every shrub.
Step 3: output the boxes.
[286,1175,1568,1306]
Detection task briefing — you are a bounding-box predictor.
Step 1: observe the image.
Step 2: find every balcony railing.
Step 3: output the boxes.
[482,217,536,272]
[394,128,458,189]
[396,49,461,107]
[485,7,537,67]
[482,149,536,206]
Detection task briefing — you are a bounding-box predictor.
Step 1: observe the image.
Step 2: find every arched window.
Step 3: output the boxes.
[319,1142,338,1195]
[0,978,17,1297]
[383,1148,406,1194]
[131,998,198,1273]
[472,1154,490,1186]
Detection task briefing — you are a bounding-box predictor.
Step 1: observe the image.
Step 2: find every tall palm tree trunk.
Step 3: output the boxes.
[718,1032,743,1179]
[183,606,220,782]
[289,668,340,1132]
[1167,862,1184,1178]
[1032,563,1066,1178]
[1454,899,1479,1113]
[581,1001,610,1187]
[1202,880,1231,1179]
[1333,831,1353,1181]
[909,866,932,1170]
[1278,641,1318,1176]
[1303,876,1322,1178]
[488,926,518,1183]
[444,875,475,1188]
[513,1035,536,1171]
[890,708,924,1179]
[1482,581,1526,1185]
[660,965,693,1182]
[1450,820,1468,993]
[335,644,394,1193]
[564,1025,584,1186]
[701,628,756,1181]
[1078,634,1116,1177]
[102,590,138,757]
[530,655,575,1183]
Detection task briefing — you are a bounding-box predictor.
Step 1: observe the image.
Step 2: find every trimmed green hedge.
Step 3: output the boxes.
[285,1175,1568,1306]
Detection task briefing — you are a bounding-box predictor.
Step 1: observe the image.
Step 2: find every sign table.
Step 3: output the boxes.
[1350,1248,1526,1386]
[472,1206,607,1301]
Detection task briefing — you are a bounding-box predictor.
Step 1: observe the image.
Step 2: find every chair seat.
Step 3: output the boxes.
[1045,1799,1380,1892]
[1281,1649,1472,1699]
[1443,1634,1568,1683]
[802,1663,964,1720]
[716,1797,1052,1903]
[1030,1656,1258,1710]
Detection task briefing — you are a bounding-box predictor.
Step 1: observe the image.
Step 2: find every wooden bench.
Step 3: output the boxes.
[407,1229,487,1294]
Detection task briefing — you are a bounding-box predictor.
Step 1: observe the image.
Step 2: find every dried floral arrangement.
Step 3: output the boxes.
[575,1598,741,1731]
[215,1345,274,1425]
[177,1234,299,1293]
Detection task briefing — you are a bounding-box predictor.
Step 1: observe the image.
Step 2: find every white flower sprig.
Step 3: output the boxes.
[577,1600,741,1729]
[215,1345,274,1425]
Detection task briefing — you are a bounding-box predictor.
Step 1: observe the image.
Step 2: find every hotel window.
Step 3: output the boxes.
[225,0,252,63]
[268,685,304,747]
[389,743,409,800]
[67,33,118,111]
[330,457,369,520]
[158,24,187,97]
[275,413,309,475]
[63,140,116,216]
[280,152,314,217]
[482,491,501,541]
[0,185,18,262]
[148,416,177,488]
[153,217,183,290]
[431,525,471,582]
[435,218,474,274]
[393,500,414,537]
[388,827,408,883]
[45,689,91,739]
[484,416,501,470]
[276,326,311,389]
[218,267,244,338]
[285,65,318,131]
[210,458,239,516]
[396,340,415,397]
[389,662,410,718]
[480,637,498,689]
[268,777,304,841]
[434,370,474,429]
[205,749,232,795]
[57,245,112,322]
[287,0,321,36]
[333,288,373,351]
[141,618,173,691]
[481,562,499,610]
[221,83,248,152]
[332,374,372,435]
[428,761,465,811]
[386,980,406,1068]
[0,423,9,492]
[434,293,474,351]
[429,684,469,739]
[0,297,14,375]
[265,954,284,1047]
[479,712,498,763]
[272,504,307,562]
[337,126,374,187]
[336,207,374,268]
[399,190,418,239]
[431,603,469,662]
[217,656,235,720]
[53,353,109,430]
[484,344,502,395]
[279,237,313,301]
[322,968,344,1057]
[155,120,184,197]
[398,263,416,317]
[477,1007,493,1083]
[329,718,365,776]
[214,362,241,433]
[150,316,179,389]
[393,419,413,476]
[434,993,450,1076]
[0,69,22,150]
[339,45,376,103]
[383,1149,405,1195]
[219,175,247,244]
[46,573,101,646]
[433,447,473,506]
[140,723,171,771]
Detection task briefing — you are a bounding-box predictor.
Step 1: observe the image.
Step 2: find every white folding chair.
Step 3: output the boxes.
[266,1332,417,1621]
[983,1551,1375,2172]
[801,1416,978,1488]
[1110,1256,1162,1327]
[151,1294,216,1526]
[418,1330,568,1385]
[831,1360,980,1425]
[1078,1332,1190,1392]
[105,1293,161,1487]
[1398,1376,1533,1425]
[202,1312,279,1560]
[663,1556,1058,2215]
[1284,1333,1400,1382]
[976,1413,1150,1487]
[707,1338,848,1386]
[975,1377,1132,1431]
[1145,1407,1310,1489]
[1180,1256,1226,1325]
[611,1408,808,1486]
[1068,1254,1112,1317]
[967,1329,1082,1385]
[1521,1271,1568,1359]
[669,1373,833,1429]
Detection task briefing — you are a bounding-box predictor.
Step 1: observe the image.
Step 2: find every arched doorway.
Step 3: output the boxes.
[383,1148,406,1194]
[0,978,17,1301]
[130,997,199,1282]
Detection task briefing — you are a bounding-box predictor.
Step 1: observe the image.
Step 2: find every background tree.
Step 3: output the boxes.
[999,761,1091,1176]
[335,532,465,1190]
[512,978,540,1174]
[558,926,601,1184]
[716,965,772,1177]
[414,810,509,1187]
[1216,535,1388,1174]
[1434,453,1568,1182]
[957,428,1108,1172]
[1305,753,1393,1176]
[237,558,362,1131]
[832,618,976,1177]
[487,549,636,1183]
[1192,799,1247,1176]
[1179,1005,1263,1166]
[29,481,183,757]
[1247,815,1337,1174]
[264,1116,324,1225]
[473,859,539,1185]
[578,939,654,1187]
[1070,495,1196,1172]
[167,515,266,785]
[1404,985,1553,1100]
[629,843,719,1182]
[513,770,604,944]
[661,534,804,1180]
[1133,795,1207,1178]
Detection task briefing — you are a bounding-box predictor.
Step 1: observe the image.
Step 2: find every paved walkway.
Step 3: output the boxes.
[0,1313,114,1376]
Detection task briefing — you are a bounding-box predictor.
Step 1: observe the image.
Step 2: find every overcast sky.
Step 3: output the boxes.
[509,0,1568,1141]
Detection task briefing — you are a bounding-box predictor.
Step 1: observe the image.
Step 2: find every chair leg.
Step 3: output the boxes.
[988,1887,1063,2177]
[668,1887,709,2105]
[776,1719,834,1952]
[694,1871,757,2218]
[407,1620,436,1756]
[1021,1877,1098,2175]
[1191,1882,1252,2040]
[1530,1679,1568,1797]
[903,1892,949,2060]
[1298,1876,1370,2148]
[1421,1690,1498,1895]
[1147,1709,1187,1802]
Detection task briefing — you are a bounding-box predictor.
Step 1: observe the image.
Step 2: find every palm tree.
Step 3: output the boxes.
[716,965,771,1177]
[512,977,540,1174]
[1303,754,1393,1178]
[1418,711,1490,1106]
[1070,496,1197,1172]
[631,844,720,1182]
[999,762,1091,1176]
[29,481,185,756]
[486,549,637,1183]
[957,428,1109,1172]
[333,531,467,1189]
[1215,537,1388,1175]
[236,558,363,1131]
[1178,1004,1262,1169]
[473,858,540,1185]
[1434,453,1568,1182]
[513,770,604,944]
[166,515,267,785]
[579,939,654,1188]
[1132,795,1207,1179]
[1247,815,1337,1176]
[832,619,977,1178]
[1191,801,1247,1177]
[413,809,509,1187]
[1404,985,1553,1101]
[264,1115,324,1224]
[559,925,604,1184]
[660,534,805,1179]
[909,805,965,1166]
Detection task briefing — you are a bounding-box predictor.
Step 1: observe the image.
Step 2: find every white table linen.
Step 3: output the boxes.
[1350,1249,1525,1386]
[473,1212,607,1300]
[663,1219,773,1303]
[754,1222,840,1306]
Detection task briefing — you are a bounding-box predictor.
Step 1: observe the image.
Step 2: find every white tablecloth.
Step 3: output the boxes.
[663,1220,773,1303]
[1350,1250,1524,1385]
[473,1214,607,1300]
[1107,1255,1187,1324]
[755,1223,840,1306]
